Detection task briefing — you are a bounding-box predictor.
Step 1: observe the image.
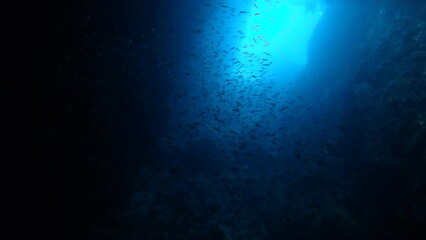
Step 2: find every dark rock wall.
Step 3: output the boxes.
[345,1,426,238]
[298,0,426,238]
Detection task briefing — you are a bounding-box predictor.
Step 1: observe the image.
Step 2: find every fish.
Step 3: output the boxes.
[337,125,348,132]
[295,152,301,160]
[238,142,247,148]
[188,122,200,129]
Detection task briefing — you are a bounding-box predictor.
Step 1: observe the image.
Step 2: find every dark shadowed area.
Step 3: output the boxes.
[5,0,426,239]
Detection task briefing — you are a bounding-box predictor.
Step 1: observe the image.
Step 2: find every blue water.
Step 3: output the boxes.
[117,0,425,239]
[9,0,424,239]
[165,0,326,157]
[110,0,426,239]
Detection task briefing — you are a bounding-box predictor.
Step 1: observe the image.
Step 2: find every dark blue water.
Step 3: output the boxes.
[6,0,426,239]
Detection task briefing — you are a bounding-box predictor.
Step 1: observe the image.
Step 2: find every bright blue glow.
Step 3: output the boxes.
[238,0,326,79]
[167,0,327,141]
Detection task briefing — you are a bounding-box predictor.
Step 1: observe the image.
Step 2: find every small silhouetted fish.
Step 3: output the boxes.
[169,167,179,175]
[238,141,247,148]
[188,122,200,129]
[175,190,189,196]
[337,125,348,132]
[254,3,259,9]
[244,178,256,184]
[184,179,197,186]
[195,29,203,33]
[295,152,301,160]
